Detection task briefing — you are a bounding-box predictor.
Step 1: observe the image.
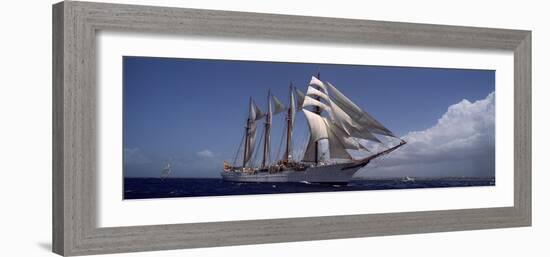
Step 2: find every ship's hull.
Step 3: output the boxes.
[221,163,362,184]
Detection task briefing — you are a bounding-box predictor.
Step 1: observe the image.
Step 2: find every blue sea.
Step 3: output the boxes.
[124,177,495,199]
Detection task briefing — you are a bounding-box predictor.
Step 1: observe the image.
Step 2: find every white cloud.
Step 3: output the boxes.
[197,149,215,158]
[358,92,495,178]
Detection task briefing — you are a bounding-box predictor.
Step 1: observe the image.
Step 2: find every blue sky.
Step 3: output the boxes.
[123,56,495,178]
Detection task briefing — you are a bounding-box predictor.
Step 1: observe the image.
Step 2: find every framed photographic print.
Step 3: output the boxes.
[52,1,531,256]
[122,57,495,199]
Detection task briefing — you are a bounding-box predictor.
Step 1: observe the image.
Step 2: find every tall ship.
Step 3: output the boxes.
[222,74,406,184]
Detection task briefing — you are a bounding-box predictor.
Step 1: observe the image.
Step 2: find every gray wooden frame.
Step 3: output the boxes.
[52,1,531,256]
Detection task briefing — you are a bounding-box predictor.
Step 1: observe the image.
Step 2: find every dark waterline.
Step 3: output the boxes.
[123,177,495,200]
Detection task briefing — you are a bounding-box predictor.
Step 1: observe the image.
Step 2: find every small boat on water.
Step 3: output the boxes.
[402,176,415,182]
[160,162,172,180]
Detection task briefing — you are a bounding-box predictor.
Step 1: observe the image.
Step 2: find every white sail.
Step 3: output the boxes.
[295,88,306,110]
[309,76,327,92]
[306,86,330,102]
[325,119,364,151]
[328,98,354,134]
[261,92,273,167]
[302,96,331,114]
[301,137,317,162]
[302,109,328,142]
[355,112,395,137]
[328,99,381,143]
[245,122,257,165]
[301,110,358,161]
[289,87,296,127]
[267,93,273,124]
[271,95,286,115]
[253,101,265,121]
[244,99,262,166]
[325,81,395,137]
[284,85,296,161]
[301,109,329,163]
[324,119,354,160]
[251,98,265,122]
[348,125,382,143]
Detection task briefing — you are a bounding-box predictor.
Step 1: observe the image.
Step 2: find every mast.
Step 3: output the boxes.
[242,121,250,167]
[262,91,272,168]
[314,72,321,164]
[243,97,252,167]
[285,83,294,161]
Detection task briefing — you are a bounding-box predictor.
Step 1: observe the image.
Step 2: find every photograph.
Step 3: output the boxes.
[123,57,496,199]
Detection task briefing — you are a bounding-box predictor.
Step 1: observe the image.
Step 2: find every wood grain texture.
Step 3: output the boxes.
[52,1,532,256]
[52,2,65,254]
[514,32,532,224]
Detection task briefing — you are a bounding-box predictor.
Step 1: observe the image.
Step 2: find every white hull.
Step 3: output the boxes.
[221,163,362,184]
